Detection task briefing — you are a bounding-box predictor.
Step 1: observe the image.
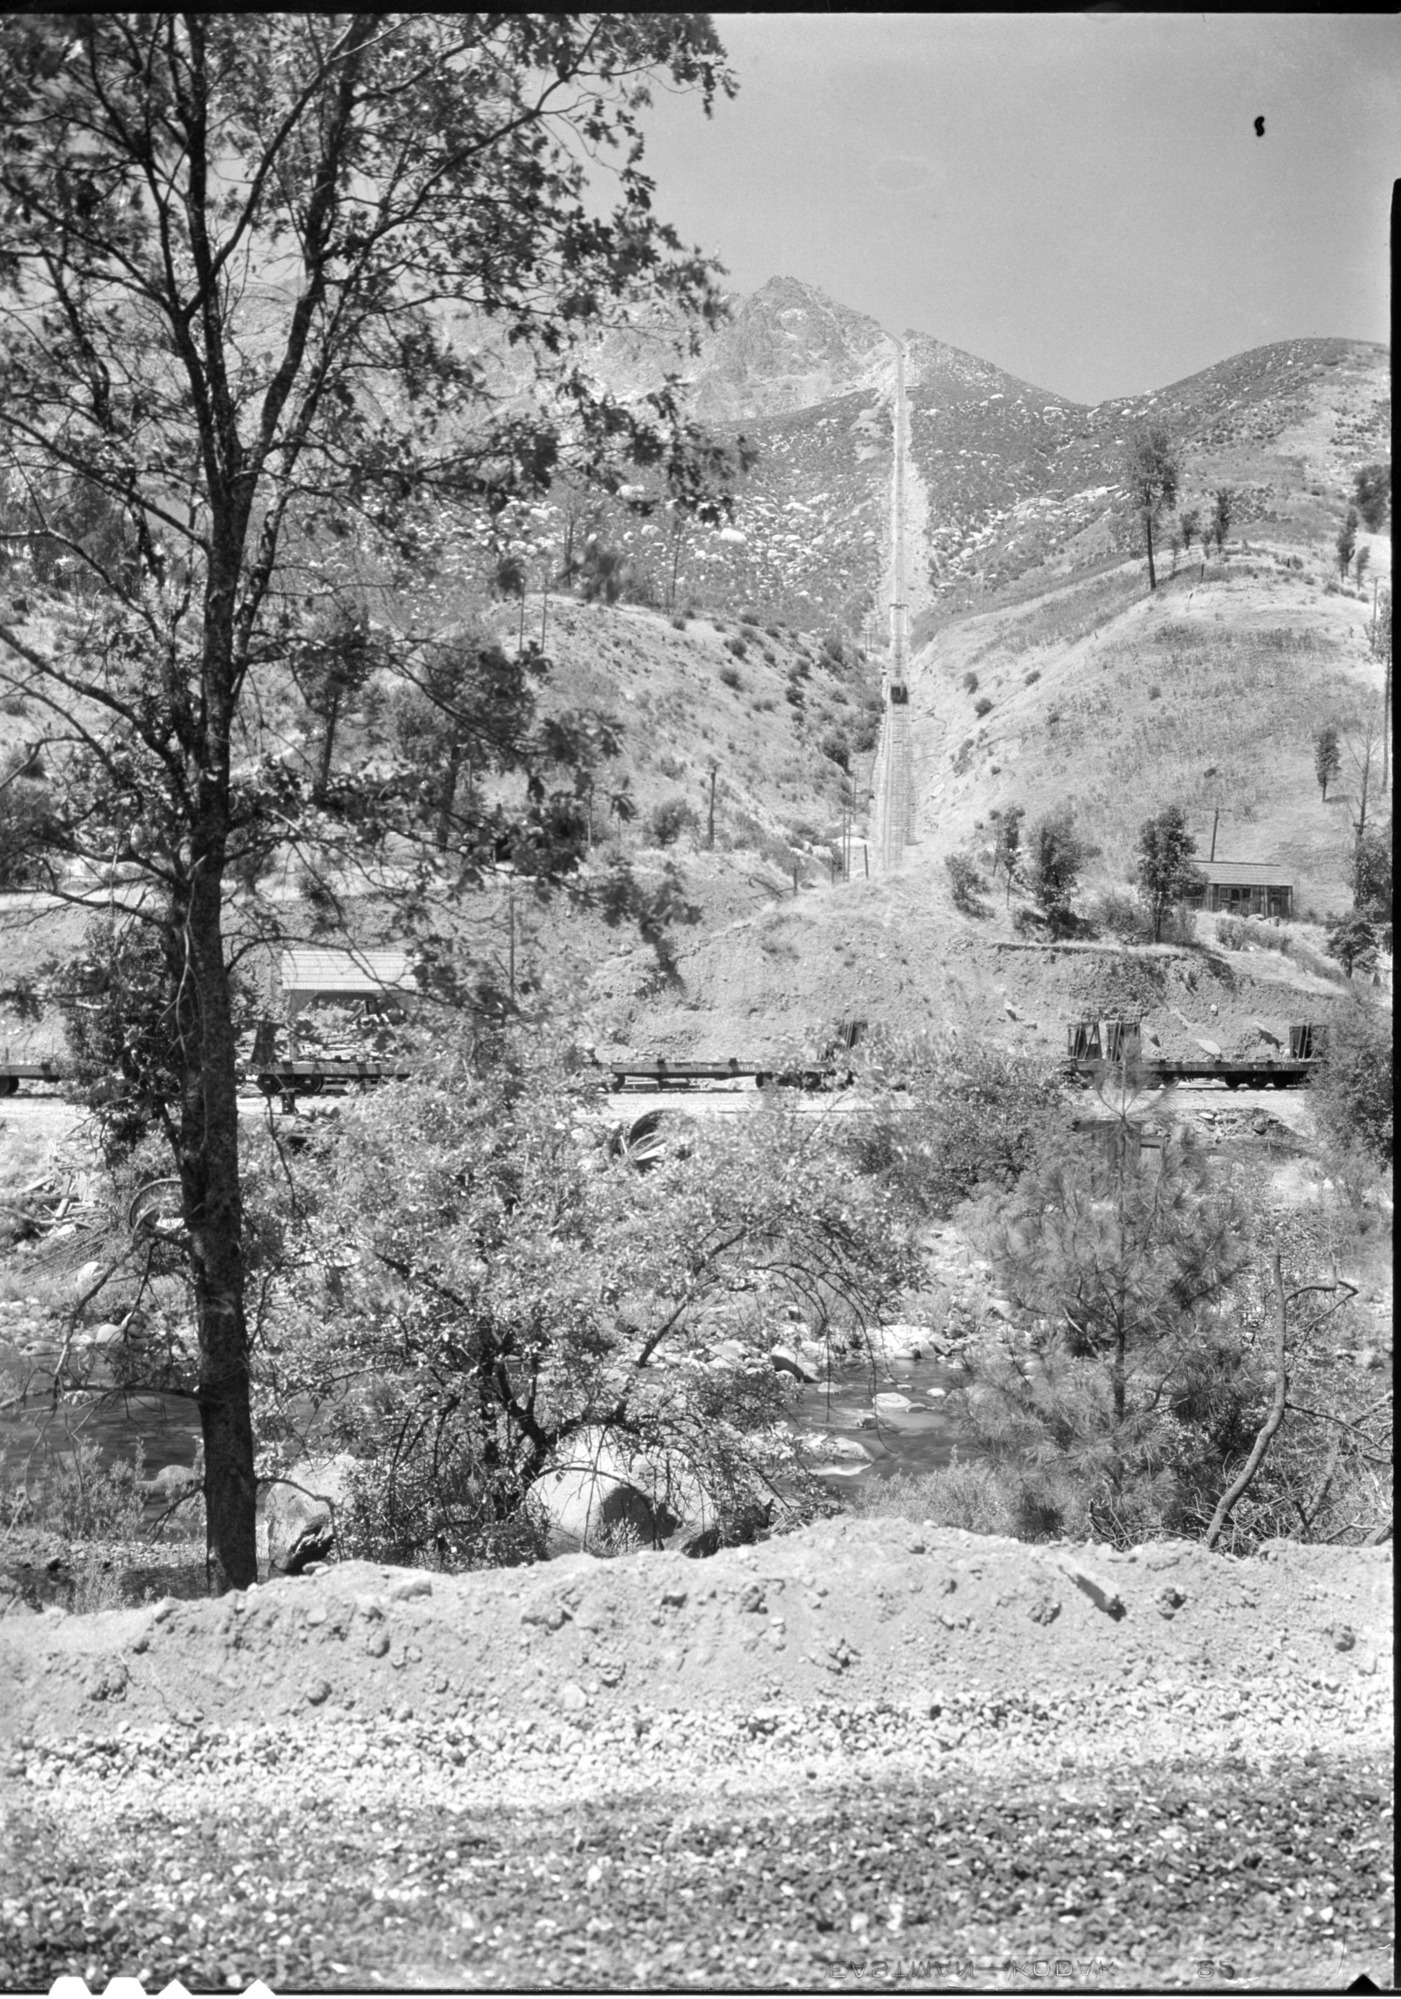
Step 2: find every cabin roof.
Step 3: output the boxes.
[1192,860,1294,889]
[277,948,416,996]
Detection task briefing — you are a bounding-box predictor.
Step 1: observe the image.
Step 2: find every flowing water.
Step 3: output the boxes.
[0,1344,967,1524]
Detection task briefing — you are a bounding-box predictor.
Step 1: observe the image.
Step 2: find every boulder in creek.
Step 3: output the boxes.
[770,1343,819,1383]
[261,1453,356,1576]
[537,1431,714,1552]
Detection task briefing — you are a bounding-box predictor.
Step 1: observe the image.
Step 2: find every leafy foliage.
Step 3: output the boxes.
[960,1124,1260,1546]
[257,1036,921,1564]
[1336,506,1359,581]
[1350,823,1391,926]
[989,803,1025,903]
[1026,806,1091,934]
[1324,910,1379,981]
[1134,804,1204,942]
[643,797,698,849]
[1352,462,1390,533]
[846,1034,1067,1221]
[1211,486,1235,555]
[944,852,987,915]
[1314,723,1341,800]
[1309,997,1393,1164]
[1123,427,1180,591]
[0,13,743,1587]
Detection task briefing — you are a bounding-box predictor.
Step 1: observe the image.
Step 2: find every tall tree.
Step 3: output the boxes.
[289,605,388,804]
[962,1124,1255,1546]
[1027,805,1091,934]
[1352,462,1391,533]
[1134,803,1204,942]
[1124,427,1180,592]
[0,12,739,1589]
[1313,723,1341,801]
[1336,506,1359,581]
[1177,506,1202,578]
[1211,486,1235,558]
[990,802,1025,905]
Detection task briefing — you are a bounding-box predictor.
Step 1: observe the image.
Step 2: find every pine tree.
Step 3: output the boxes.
[1124,428,1180,592]
[1314,724,1341,801]
[1135,804,1205,942]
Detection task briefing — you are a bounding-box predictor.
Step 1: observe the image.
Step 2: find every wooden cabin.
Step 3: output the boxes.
[261,948,417,1057]
[1185,861,1293,920]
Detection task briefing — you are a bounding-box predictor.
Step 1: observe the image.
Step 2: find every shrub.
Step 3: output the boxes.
[725,635,747,660]
[1026,805,1092,932]
[974,696,993,718]
[962,672,979,694]
[671,615,686,631]
[270,1037,923,1566]
[719,664,743,690]
[959,1127,1259,1548]
[944,852,987,915]
[820,729,850,771]
[1310,997,1393,1163]
[837,1461,1012,1535]
[1325,910,1379,980]
[846,1035,1066,1220]
[643,797,698,848]
[1147,684,1162,701]
[1024,669,1040,686]
[1091,887,1153,943]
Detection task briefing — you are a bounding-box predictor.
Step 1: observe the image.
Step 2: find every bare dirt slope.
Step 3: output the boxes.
[1,1527,1392,1989]
[3,1522,1390,1747]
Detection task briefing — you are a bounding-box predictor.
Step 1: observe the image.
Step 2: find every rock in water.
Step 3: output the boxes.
[262,1454,355,1575]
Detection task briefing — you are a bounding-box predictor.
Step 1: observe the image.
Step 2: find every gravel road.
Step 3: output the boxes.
[1,1521,1393,1990]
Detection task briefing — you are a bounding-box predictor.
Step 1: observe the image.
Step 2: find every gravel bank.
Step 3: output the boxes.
[0,1521,1393,1989]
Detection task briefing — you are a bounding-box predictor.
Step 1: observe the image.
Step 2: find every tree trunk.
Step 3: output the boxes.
[1204,1255,1289,1551]
[181,835,258,1591]
[315,682,341,801]
[1144,511,1157,592]
[436,741,463,852]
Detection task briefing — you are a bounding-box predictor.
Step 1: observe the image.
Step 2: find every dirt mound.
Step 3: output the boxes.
[2,1521,1388,1743]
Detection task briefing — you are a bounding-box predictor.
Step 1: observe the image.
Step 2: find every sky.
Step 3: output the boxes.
[633,13,1398,405]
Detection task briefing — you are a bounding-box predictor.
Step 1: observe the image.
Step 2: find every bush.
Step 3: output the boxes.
[1147,684,1162,701]
[1026,805,1092,933]
[944,852,987,915]
[267,1038,923,1566]
[719,664,743,690]
[837,1461,1012,1535]
[1091,887,1153,943]
[974,696,993,718]
[962,672,979,694]
[725,635,747,660]
[642,797,698,848]
[671,615,687,631]
[1310,996,1393,1163]
[1024,669,1040,686]
[959,1127,1261,1548]
[846,1035,1066,1221]
[820,729,850,771]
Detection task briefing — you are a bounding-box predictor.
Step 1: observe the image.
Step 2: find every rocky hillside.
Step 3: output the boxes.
[552,276,1387,633]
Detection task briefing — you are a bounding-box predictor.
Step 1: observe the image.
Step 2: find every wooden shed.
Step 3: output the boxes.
[1185,861,1293,921]
[276,948,416,1024]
